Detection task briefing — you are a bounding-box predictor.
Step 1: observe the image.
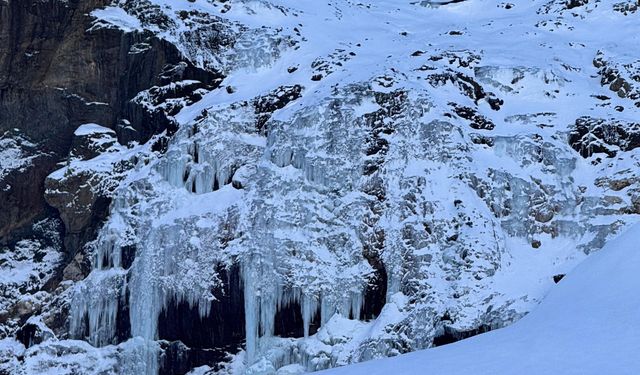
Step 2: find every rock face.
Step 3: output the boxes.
[0,0,221,354]
[2,1,640,375]
[0,0,219,246]
[44,125,126,260]
[0,0,107,242]
[568,117,640,158]
[0,0,222,312]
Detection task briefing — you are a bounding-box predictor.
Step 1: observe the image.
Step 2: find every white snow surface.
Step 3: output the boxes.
[321,222,640,375]
[73,123,115,137]
[90,6,142,32]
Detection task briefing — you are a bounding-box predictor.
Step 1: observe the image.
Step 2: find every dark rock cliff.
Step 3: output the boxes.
[0,0,220,342]
[0,0,218,262]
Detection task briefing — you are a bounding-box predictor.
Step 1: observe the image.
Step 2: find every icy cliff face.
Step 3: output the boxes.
[321,222,640,375]
[2,0,640,374]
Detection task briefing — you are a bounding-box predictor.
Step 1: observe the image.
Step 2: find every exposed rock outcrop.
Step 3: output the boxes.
[568,116,640,158]
[0,0,222,351]
[0,0,220,248]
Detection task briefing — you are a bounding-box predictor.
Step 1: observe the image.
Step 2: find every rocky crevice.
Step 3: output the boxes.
[157,265,245,374]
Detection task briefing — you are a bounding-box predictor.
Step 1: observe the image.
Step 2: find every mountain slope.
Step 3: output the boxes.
[1,0,640,374]
[322,222,640,375]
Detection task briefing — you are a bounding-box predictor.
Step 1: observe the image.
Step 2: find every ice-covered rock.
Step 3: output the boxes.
[3,0,640,374]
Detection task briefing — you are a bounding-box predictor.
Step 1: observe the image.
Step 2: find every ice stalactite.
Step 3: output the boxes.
[93,209,131,270]
[69,268,128,347]
[128,235,204,344]
[384,253,403,301]
[242,251,369,368]
[320,298,336,327]
[159,139,239,195]
[70,200,135,347]
[123,200,235,373]
[242,259,259,363]
[266,134,338,188]
[319,292,366,325]
[118,337,160,375]
[125,238,200,375]
[242,254,292,364]
[94,234,122,270]
[270,147,295,168]
[241,252,294,364]
[157,149,190,189]
[302,295,320,338]
[348,292,364,321]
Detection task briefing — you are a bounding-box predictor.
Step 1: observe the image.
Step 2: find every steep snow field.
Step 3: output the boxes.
[323,222,640,375]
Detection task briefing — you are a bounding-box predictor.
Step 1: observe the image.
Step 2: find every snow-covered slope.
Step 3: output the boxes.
[322,222,640,375]
[2,0,640,374]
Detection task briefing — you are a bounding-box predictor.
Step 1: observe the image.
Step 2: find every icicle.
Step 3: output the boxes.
[159,149,189,188]
[271,148,294,168]
[243,262,259,363]
[192,164,207,194]
[242,251,292,366]
[302,294,318,338]
[69,268,127,347]
[259,284,277,339]
[350,291,364,320]
[94,234,115,269]
[320,296,336,325]
[291,148,305,170]
[92,194,131,270]
[386,264,402,299]
[129,242,163,343]
[174,145,238,194]
[277,286,301,312]
[304,161,316,183]
[118,337,160,375]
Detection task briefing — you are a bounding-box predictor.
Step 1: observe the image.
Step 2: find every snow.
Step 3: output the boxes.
[0,133,37,183]
[0,218,63,320]
[90,7,142,32]
[0,337,161,375]
[321,222,640,375]
[0,338,25,374]
[0,240,60,287]
[73,123,115,137]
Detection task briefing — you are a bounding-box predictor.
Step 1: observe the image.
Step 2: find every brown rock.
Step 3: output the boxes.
[0,0,220,245]
[63,251,92,282]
